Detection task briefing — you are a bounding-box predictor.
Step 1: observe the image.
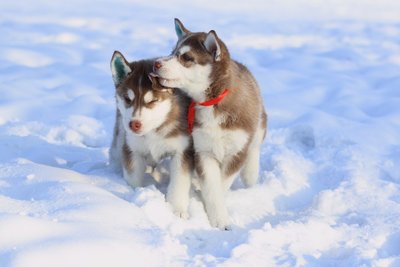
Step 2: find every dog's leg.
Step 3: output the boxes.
[109,110,124,172]
[167,153,191,219]
[222,173,237,192]
[122,146,146,188]
[240,126,264,187]
[198,154,231,230]
[240,148,260,187]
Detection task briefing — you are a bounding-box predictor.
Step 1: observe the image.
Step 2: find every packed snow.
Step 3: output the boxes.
[1,1,400,266]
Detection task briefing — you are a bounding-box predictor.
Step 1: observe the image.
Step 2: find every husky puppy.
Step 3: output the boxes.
[152,19,267,229]
[109,51,193,218]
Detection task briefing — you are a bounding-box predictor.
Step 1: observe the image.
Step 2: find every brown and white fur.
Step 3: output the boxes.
[109,51,193,218]
[152,19,267,229]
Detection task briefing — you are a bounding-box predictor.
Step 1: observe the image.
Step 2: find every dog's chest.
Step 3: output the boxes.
[126,132,188,162]
[194,107,248,161]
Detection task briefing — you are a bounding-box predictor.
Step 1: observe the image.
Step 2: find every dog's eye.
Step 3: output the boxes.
[124,96,132,104]
[146,98,159,105]
[181,53,194,62]
[149,98,159,104]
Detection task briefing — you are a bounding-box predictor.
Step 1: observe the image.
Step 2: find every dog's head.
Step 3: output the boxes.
[111,51,174,136]
[152,19,229,102]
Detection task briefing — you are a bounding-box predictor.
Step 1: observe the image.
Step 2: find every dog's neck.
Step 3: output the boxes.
[205,66,230,101]
[184,54,231,103]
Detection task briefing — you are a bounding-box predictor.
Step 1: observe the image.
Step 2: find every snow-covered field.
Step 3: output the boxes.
[1,1,400,266]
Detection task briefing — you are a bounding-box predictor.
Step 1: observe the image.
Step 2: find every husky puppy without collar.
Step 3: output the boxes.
[109,51,193,218]
[152,19,267,229]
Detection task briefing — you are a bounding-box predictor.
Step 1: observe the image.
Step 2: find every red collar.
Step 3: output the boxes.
[187,89,229,134]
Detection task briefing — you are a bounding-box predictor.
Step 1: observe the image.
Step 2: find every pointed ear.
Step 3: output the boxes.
[148,73,157,84]
[174,18,190,39]
[110,51,132,86]
[148,74,174,94]
[204,30,221,61]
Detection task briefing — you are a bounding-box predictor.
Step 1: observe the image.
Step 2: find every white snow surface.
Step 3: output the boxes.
[1,1,400,266]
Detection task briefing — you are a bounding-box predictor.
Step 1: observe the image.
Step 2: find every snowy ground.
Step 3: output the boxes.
[1,1,400,266]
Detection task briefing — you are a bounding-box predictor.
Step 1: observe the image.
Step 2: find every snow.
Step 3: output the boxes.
[1,0,400,266]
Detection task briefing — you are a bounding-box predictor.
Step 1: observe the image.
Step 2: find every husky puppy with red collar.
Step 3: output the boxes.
[152,19,267,229]
[109,51,193,218]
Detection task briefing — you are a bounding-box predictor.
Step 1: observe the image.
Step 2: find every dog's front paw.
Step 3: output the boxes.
[169,204,189,220]
[168,198,189,219]
[210,217,231,231]
[208,211,231,230]
[167,191,189,220]
[173,210,189,220]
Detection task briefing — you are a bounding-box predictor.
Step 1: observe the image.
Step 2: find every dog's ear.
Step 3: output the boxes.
[110,51,132,86]
[175,18,190,39]
[148,73,158,85]
[204,30,221,61]
[148,74,174,94]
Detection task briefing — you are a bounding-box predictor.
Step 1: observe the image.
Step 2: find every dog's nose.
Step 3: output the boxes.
[154,61,162,70]
[129,120,142,133]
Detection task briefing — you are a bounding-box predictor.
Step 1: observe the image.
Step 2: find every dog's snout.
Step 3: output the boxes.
[154,61,162,70]
[129,120,142,133]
